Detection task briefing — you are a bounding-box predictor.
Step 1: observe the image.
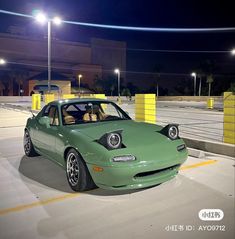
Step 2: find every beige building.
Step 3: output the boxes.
[29,80,71,96]
[0,31,126,95]
[28,71,72,96]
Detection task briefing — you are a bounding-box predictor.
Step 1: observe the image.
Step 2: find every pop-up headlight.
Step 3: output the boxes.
[97,130,123,150]
[160,124,179,140]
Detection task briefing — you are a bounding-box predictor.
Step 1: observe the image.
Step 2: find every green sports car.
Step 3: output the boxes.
[24,98,187,191]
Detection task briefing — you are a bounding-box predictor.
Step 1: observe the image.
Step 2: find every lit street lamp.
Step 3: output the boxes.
[78,74,82,96]
[231,48,235,55]
[191,72,197,96]
[114,68,120,101]
[0,58,6,65]
[35,12,62,93]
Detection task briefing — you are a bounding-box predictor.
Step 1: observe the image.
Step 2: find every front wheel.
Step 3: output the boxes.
[24,129,38,157]
[66,149,96,191]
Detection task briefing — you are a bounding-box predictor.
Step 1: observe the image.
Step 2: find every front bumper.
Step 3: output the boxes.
[96,165,180,190]
[87,154,186,190]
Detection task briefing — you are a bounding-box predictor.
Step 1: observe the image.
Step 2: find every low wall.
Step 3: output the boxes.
[158,96,223,102]
[0,95,224,103]
[0,96,32,103]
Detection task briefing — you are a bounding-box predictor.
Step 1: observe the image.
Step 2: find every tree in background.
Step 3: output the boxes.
[93,75,104,93]
[121,88,131,98]
[10,67,29,96]
[195,68,204,96]
[206,74,214,96]
[146,84,168,96]
[153,63,164,96]
[227,82,235,92]
[94,74,117,95]
[215,76,235,95]
[110,84,115,96]
[174,78,193,95]
[126,82,139,95]
[195,60,217,96]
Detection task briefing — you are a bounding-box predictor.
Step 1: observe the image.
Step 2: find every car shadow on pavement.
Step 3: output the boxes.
[86,185,158,196]
[19,155,73,193]
[19,155,159,196]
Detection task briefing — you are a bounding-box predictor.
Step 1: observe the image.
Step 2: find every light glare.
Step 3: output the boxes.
[114,68,120,74]
[231,49,235,55]
[0,58,6,65]
[53,16,62,25]
[35,12,47,24]
[191,72,196,77]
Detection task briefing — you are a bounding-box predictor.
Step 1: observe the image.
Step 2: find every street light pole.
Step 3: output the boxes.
[191,72,197,96]
[35,12,61,94]
[198,76,201,96]
[48,20,51,93]
[78,74,82,96]
[114,69,120,101]
[118,71,120,99]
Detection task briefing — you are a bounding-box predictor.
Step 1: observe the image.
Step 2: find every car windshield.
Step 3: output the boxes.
[61,101,131,125]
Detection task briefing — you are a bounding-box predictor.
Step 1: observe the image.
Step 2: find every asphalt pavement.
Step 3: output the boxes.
[122,102,224,142]
[0,107,234,239]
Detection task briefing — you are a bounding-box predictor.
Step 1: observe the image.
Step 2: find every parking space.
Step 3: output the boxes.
[0,107,234,239]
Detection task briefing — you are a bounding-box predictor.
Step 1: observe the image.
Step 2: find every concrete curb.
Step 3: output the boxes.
[187,148,206,158]
[183,137,235,159]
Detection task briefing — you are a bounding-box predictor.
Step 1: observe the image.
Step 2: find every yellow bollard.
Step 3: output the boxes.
[31,94,41,110]
[223,92,235,144]
[93,94,106,100]
[80,94,93,98]
[62,94,76,99]
[93,94,107,108]
[44,94,55,104]
[207,97,214,109]
[135,94,156,124]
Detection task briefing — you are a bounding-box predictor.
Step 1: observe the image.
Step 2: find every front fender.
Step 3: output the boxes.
[63,130,112,167]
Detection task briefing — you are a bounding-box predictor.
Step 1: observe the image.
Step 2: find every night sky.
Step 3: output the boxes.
[0,0,235,92]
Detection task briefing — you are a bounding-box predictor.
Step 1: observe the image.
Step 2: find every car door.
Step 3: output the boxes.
[36,105,60,160]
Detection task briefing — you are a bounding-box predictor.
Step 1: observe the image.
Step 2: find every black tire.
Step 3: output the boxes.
[66,148,96,192]
[24,129,38,157]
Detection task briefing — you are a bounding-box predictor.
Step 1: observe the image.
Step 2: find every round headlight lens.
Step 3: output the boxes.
[107,133,121,149]
[168,125,178,140]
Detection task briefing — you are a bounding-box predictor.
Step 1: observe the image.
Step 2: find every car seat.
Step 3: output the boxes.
[62,108,76,124]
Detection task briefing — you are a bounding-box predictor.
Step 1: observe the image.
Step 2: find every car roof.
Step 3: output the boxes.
[49,98,112,106]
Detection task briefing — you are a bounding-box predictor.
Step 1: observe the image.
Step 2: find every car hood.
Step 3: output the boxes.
[68,120,167,146]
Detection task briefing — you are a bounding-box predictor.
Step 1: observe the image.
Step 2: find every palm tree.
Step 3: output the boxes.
[196,60,216,96]
[110,84,115,96]
[10,67,29,95]
[0,80,5,96]
[197,70,204,97]
[207,74,214,96]
[153,64,163,96]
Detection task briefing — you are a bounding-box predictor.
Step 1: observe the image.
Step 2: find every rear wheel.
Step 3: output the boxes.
[66,149,96,191]
[24,129,38,157]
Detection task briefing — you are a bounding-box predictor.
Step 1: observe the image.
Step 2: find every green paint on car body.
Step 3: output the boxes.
[25,98,187,190]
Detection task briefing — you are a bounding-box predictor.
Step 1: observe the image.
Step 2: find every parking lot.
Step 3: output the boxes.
[1,98,225,142]
[0,107,234,239]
